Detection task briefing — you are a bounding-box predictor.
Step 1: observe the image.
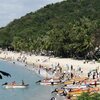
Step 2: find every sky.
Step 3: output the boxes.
[0,0,63,27]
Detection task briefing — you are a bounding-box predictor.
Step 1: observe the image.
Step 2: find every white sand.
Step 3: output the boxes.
[0,50,100,77]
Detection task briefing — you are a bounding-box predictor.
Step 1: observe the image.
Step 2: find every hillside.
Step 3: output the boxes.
[0,0,100,59]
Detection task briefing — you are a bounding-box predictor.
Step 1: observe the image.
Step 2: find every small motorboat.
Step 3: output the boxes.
[2,82,29,89]
[40,82,59,85]
[63,84,88,89]
[88,81,100,85]
[4,84,29,89]
[36,78,61,86]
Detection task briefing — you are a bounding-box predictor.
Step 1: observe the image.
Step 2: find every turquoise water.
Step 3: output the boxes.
[0,60,55,100]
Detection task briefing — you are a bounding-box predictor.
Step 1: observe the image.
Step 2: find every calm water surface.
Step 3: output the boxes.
[0,60,55,100]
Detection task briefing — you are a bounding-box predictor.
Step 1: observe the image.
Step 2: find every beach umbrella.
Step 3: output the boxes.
[0,70,11,79]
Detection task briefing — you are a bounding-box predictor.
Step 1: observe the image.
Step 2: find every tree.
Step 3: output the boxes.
[78,92,100,100]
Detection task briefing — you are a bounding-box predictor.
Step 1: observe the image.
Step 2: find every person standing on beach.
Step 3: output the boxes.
[94,81,97,87]
[50,78,54,85]
[38,69,40,74]
[71,65,73,71]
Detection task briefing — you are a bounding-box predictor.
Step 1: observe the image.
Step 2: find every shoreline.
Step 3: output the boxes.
[0,50,100,78]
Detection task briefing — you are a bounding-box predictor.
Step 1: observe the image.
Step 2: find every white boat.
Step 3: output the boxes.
[63,84,88,89]
[4,84,29,89]
[40,82,59,85]
[36,78,61,86]
[88,81,100,85]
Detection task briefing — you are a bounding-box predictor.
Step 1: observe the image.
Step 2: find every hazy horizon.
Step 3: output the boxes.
[0,0,63,28]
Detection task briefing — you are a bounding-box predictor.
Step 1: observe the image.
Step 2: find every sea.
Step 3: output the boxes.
[0,60,56,100]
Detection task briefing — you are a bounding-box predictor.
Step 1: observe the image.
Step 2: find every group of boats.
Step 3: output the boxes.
[3,75,100,99]
[36,77,100,99]
[57,78,100,98]
[2,68,100,99]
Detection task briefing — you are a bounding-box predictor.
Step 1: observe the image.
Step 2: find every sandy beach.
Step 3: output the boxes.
[0,50,100,100]
[0,50,100,77]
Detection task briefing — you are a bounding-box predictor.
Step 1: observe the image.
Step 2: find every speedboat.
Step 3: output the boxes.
[40,79,61,85]
[36,78,61,86]
[3,84,29,89]
[40,82,59,85]
[63,84,89,89]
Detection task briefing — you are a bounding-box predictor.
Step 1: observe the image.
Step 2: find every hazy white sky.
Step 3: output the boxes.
[0,0,63,27]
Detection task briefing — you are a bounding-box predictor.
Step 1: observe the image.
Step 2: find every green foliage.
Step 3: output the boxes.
[78,92,91,100]
[0,0,99,58]
[78,92,100,100]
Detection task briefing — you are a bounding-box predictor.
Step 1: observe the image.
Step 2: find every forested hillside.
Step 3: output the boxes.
[0,0,100,59]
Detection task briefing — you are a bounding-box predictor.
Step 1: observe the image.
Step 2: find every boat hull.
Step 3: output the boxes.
[40,82,59,85]
[4,84,29,89]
